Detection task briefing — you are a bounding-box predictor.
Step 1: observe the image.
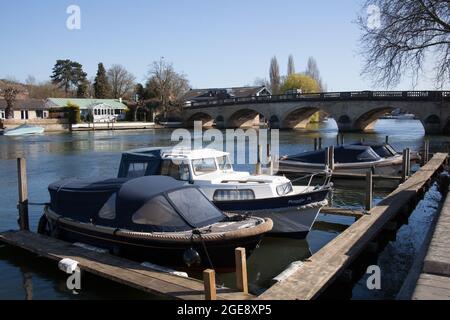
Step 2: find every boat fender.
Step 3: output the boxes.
[58,258,79,274]
[37,214,48,235]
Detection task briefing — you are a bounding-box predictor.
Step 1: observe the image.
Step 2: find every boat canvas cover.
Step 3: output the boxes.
[48,176,226,232]
[285,145,382,164]
[48,178,129,222]
[117,148,164,178]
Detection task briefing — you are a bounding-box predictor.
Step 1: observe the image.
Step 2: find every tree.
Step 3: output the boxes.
[146,58,190,118]
[51,59,87,96]
[107,64,136,99]
[305,57,325,91]
[76,79,90,98]
[0,80,27,119]
[280,73,321,94]
[357,0,450,87]
[93,63,111,98]
[269,56,281,94]
[287,54,296,76]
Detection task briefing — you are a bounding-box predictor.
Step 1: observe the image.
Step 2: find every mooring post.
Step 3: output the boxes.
[340,134,344,146]
[336,134,340,146]
[402,149,408,182]
[203,269,217,300]
[314,138,318,151]
[360,137,365,144]
[365,170,373,211]
[17,158,29,231]
[406,148,411,177]
[385,136,389,144]
[423,139,430,165]
[318,137,323,150]
[255,144,262,175]
[329,146,335,171]
[235,248,248,294]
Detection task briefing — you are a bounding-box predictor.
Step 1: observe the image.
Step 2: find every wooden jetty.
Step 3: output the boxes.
[410,188,450,299]
[259,153,448,300]
[0,230,253,300]
[0,158,254,301]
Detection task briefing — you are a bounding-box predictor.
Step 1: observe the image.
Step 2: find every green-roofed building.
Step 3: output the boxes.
[45,98,128,122]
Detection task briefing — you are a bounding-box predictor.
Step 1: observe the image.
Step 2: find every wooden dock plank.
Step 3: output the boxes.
[413,274,450,300]
[0,230,253,300]
[259,153,448,300]
[320,207,364,219]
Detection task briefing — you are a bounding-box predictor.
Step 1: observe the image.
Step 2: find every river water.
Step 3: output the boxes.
[0,119,448,299]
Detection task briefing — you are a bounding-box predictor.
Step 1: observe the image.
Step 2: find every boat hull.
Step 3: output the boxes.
[278,157,404,176]
[3,126,45,136]
[214,188,330,238]
[44,213,264,272]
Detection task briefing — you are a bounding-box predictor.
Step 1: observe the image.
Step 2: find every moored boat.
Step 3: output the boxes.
[279,142,420,176]
[38,176,272,271]
[3,124,44,136]
[117,147,332,238]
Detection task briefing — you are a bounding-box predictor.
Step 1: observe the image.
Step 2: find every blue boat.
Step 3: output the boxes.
[3,124,45,136]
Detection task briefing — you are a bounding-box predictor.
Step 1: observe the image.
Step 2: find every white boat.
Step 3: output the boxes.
[117,147,332,238]
[3,124,45,136]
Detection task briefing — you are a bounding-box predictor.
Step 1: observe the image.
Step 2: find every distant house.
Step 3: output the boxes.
[182,86,271,106]
[0,99,49,120]
[45,98,128,122]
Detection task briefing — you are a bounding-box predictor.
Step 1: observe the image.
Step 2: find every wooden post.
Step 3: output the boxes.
[203,269,217,300]
[328,146,335,171]
[17,158,29,231]
[402,149,408,182]
[336,134,340,146]
[340,134,344,146]
[318,137,323,150]
[385,136,389,144]
[360,137,365,144]
[255,144,262,175]
[314,138,318,151]
[423,139,430,164]
[406,148,411,177]
[365,170,373,211]
[235,248,248,294]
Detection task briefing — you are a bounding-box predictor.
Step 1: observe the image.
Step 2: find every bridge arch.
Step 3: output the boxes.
[353,107,395,132]
[423,114,441,134]
[226,108,268,128]
[185,112,215,127]
[281,107,322,129]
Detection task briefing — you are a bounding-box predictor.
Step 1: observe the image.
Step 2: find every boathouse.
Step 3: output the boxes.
[45,98,128,122]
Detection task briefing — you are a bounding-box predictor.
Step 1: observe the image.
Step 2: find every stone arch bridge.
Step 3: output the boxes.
[182,91,450,134]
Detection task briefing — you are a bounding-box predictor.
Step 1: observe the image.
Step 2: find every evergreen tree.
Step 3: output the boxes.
[51,59,87,96]
[93,63,111,98]
[76,79,90,98]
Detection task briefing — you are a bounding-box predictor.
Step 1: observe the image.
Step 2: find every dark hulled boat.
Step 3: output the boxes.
[38,176,272,271]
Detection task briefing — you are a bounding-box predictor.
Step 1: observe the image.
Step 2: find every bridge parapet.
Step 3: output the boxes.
[184,90,450,109]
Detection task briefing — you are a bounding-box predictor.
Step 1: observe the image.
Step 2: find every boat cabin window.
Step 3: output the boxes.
[167,188,225,227]
[160,160,191,181]
[191,158,217,175]
[217,156,232,170]
[98,194,116,220]
[126,162,148,178]
[213,189,255,201]
[132,195,189,229]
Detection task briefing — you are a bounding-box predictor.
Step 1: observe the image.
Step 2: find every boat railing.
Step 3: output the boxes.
[290,168,333,189]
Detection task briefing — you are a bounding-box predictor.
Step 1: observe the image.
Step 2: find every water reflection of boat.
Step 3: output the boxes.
[39,176,273,271]
[279,142,420,176]
[3,124,44,136]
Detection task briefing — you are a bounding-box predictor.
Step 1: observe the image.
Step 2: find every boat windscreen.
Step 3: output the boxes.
[131,195,190,231]
[167,188,225,228]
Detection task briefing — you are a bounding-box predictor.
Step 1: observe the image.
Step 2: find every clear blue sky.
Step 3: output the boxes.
[0,0,443,90]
